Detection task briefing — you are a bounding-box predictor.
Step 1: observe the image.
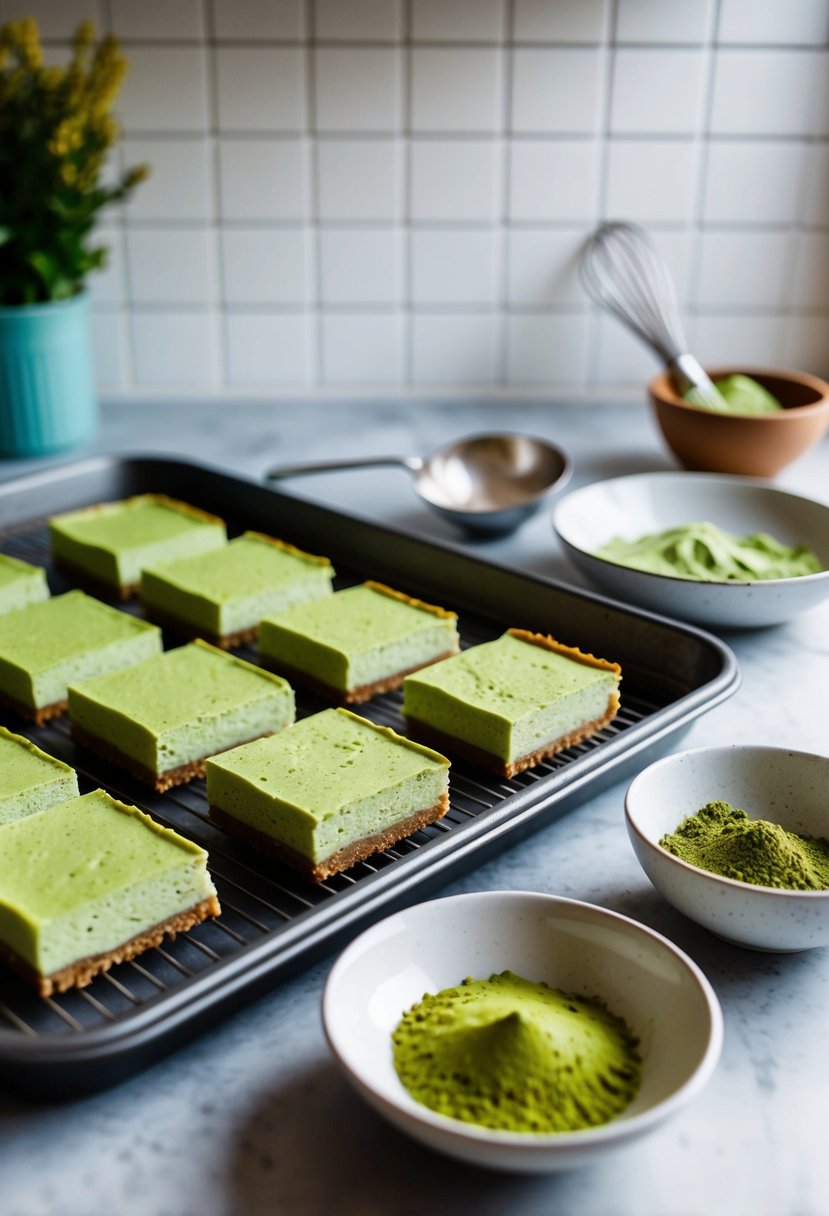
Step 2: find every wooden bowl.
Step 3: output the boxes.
[648,366,829,477]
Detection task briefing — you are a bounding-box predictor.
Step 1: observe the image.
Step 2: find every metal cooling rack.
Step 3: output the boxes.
[0,457,738,1095]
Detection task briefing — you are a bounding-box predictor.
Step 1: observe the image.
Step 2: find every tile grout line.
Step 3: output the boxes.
[203,0,227,391]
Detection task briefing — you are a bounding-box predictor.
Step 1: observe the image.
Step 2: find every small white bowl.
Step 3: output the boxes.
[322,891,722,1173]
[552,472,829,628]
[626,746,829,952]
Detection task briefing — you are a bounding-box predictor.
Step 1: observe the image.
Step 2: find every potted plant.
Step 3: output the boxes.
[0,18,146,457]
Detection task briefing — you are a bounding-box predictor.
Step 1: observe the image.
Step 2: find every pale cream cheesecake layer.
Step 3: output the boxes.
[403,629,622,777]
[206,707,450,880]
[0,789,220,995]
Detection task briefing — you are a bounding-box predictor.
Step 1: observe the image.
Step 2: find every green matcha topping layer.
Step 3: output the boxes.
[0,789,218,977]
[0,726,79,825]
[141,531,335,640]
[0,553,49,616]
[597,522,822,582]
[50,494,227,591]
[260,581,459,696]
[0,590,162,713]
[403,629,621,767]
[206,707,449,864]
[68,638,294,777]
[393,971,641,1134]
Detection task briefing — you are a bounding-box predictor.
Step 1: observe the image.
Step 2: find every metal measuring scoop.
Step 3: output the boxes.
[265,432,572,536]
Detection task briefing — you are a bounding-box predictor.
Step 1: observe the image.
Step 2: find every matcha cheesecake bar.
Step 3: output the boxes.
[206,707,450,881]
[0,727,79,826]
[68,639,295,791]
[0,789,220,996]
[0,553,49,616]
[259,581,459,704]
[141,531,335,647]
[403,628,622,777]
[0,590,162,723]
[50,494,227,599]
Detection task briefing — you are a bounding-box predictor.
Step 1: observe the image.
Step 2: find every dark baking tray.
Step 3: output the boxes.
[0,456,739,1098]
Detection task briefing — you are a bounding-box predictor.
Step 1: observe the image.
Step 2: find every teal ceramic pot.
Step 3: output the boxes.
[0,292,97,457]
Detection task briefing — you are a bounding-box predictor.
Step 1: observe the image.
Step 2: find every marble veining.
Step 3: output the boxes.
[1,400,827,1216]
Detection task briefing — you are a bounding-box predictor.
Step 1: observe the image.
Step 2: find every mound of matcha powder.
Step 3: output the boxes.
[660,801,829,890]
[392,970,641,1134]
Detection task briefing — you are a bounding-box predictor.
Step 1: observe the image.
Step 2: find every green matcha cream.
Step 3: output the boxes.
[685,374,783,415]
[598,522,821,582]
[393,970,641,1134]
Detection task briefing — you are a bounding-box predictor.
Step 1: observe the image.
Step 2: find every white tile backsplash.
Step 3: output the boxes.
[316,140,403,220]
[131,313,221,386]
[410,141,501,222]
[595,313,662,385]
[89,311,129,391]
[89,230,126,306]
[210,0,306,40]
[801,144,829,227]
[506,314,590,383]
[219,140,308,221]
[610,49,706,135]
[511,49,604,135]
[4,0,104,38]
[691,313,787,367]
[216,48,306,132]
[791,232,829,308]
[412,315,500,384]
[123,140,214,221]
[118,48,209,133]
[319,229,403,304]
[709,51,820,137]
[126,229,217,305]
[717,0,829,46]
[221,229,313,305]
[315,0,401,41]
[506,229,587,306]
[19,0,827,395]
[509,141,599,222]
[111,0,205,40]
[703,142,805,226]
[322,314,405,382]
[605,141,698,224]
[412,49,503,134]
[411,231,499,304]
[615,0,712,44]
[695,231,792,309]
[412,0,505,43]
[225,314,312,384]
[314,48,402,133]
[512,0,608,44]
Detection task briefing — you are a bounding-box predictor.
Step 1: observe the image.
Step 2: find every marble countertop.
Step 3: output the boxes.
[1,399,828,1216]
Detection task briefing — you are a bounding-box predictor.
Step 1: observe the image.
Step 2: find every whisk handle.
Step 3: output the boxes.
[668,354,722,401]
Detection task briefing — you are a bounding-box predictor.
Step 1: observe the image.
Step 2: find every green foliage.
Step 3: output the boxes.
[0,18,147,305]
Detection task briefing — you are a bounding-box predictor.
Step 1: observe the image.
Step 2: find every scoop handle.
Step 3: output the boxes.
[265,455,423,480]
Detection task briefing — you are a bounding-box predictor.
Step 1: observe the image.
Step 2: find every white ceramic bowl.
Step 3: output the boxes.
[626,746,829,952]
[322,891,722,1173]
[552,472,829,628]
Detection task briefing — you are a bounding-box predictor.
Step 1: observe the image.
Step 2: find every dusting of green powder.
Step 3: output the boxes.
[392,970,641,1134]
[660,801,829,890]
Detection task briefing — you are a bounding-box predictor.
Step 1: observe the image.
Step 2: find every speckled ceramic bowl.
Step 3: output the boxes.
[626,746,829,952]
[552,472,829,628]
[323,891,722,1173]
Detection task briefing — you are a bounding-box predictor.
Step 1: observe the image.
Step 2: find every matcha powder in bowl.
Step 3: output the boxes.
[392,970,641,1134]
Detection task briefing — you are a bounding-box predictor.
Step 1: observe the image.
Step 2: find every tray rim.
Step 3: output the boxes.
[0,454,740,1091]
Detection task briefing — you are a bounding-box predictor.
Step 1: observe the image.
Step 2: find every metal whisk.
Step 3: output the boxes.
[580,221,727,410]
